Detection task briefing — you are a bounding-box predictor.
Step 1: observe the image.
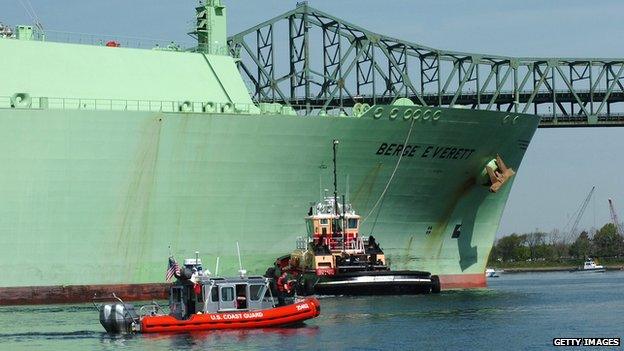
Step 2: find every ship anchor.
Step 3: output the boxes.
[486,154,515,193]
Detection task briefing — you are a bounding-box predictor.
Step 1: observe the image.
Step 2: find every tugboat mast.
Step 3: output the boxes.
[332,139,339,223]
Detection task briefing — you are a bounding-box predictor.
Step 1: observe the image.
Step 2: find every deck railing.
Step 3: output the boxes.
[0,96,259,114]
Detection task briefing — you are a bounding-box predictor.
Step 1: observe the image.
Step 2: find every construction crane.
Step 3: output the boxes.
[608,198,622,236]
[565,186,595,242]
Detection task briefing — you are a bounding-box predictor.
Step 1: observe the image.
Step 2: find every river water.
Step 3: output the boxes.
[1,271,622,350]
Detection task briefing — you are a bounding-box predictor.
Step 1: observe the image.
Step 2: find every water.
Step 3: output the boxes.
[1,272,622,350]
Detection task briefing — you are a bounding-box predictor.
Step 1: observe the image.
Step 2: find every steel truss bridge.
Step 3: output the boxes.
[228,3,624,128]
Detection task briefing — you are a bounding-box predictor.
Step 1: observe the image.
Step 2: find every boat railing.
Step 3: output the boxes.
[327,235,365,253]
[296,236,309,250]
[12,28,194,50]
[0,95,259,114]
[139,301,166,318]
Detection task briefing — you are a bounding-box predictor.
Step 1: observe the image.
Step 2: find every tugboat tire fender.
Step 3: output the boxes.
[304,277,316,296]
[430,275,441,294]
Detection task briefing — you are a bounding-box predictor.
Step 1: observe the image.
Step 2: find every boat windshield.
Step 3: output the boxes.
[249,284,266,301]
[211,286,219,302]
[221,287,235,301]
[348,218,358,229]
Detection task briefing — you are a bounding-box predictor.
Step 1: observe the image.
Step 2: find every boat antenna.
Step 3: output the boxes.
[319,173,323,202]
[195,251,199,264]
[215,256,220,276]
[342,194,347,251]
[332,139,339,219]
[236,242,246,277]
[236,242,242,270]
[346,174,350,205]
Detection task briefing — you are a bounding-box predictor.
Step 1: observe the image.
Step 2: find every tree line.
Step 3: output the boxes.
[489,223,624,263]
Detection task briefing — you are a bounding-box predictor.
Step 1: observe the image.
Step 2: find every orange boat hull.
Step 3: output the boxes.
[140,298,321,333]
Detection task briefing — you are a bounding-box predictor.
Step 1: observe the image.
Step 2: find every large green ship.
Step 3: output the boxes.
[0,1,539,304]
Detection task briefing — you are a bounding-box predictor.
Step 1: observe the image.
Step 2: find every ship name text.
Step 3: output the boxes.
[376,143,475,160]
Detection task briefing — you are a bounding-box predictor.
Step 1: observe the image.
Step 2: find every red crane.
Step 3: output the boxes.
[608,198,622,236]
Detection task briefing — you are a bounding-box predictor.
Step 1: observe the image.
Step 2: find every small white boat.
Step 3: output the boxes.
[485,268,499,278]
[571,258,606,273]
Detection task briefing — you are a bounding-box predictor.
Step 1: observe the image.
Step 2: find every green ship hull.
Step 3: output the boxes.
[0,3,539,303]
[0,106,538,290]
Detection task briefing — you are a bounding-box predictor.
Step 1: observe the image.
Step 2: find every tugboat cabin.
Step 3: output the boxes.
[297,196,386,275]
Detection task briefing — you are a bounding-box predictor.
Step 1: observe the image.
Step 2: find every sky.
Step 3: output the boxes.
[5,0,624,237]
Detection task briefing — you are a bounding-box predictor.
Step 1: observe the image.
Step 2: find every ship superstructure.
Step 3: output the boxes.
[0,0,539,304]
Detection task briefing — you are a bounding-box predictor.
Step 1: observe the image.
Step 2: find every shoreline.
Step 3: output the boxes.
[493,265,624,273]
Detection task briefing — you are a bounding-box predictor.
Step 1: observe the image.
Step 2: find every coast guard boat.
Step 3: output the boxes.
[97,255,320,334]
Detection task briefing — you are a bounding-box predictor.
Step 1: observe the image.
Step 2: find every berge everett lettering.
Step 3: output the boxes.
[376,143,476,160]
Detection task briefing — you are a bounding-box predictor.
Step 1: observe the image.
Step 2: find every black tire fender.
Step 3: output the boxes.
[430,275,441,294]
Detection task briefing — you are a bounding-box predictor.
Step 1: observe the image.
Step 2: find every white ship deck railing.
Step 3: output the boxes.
[0,96,258,114]
[0,96,357,116]
[3,28,195,51]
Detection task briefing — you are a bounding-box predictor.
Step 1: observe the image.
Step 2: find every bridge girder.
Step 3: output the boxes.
[228,3,624,127]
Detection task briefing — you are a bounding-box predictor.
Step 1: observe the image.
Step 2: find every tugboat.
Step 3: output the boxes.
[266,140,440,296]
[96,254,320,334]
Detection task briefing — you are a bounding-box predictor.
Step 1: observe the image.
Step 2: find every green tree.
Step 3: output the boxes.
[526,232,546,260]
[495,234,526,262]
[592,223,624,257]
[569,231,591,258]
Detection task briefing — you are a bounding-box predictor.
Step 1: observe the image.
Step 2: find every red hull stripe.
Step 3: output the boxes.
[0,283,168,306]
[0,274,486,306]
[439,273,487,289]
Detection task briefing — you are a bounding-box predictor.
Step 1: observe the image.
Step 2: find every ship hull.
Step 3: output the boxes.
[0,106,538,304]
[0,273,485,305]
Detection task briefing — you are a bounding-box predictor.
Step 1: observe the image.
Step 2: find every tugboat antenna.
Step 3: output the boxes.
[215,256,220,276]
[319,173,322,202]
[342,195,347,251]
[332,140,339,239]
[332,139,339,217]
[346,174,350,204]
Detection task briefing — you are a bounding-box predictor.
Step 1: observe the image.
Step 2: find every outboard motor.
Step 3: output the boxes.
[99,303,139,334]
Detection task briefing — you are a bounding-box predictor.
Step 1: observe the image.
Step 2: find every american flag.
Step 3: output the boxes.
[166,256,180,282]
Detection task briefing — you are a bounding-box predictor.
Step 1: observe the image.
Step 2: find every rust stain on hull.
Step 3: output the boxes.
[351,163,383,210]
[114,115,164,281]
[0,283,168,306]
